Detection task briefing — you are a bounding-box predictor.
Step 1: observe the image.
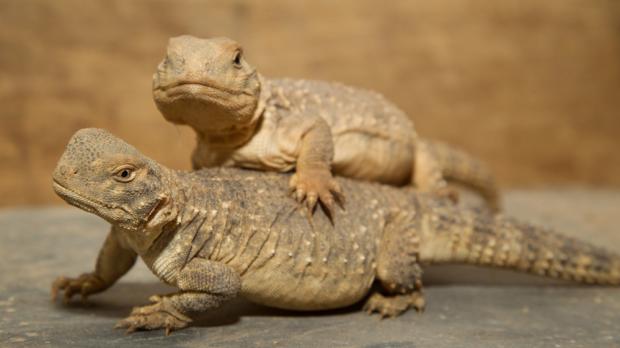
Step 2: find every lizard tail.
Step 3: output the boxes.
[419,139,500,212]
[417,206,620,285]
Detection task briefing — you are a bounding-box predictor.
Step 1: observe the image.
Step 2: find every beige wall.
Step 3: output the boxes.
[1,0,620,206]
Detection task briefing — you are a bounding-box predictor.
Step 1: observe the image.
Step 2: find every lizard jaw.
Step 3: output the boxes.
[155,80,245,97]
[52,181,138,230]
[154,82,258,115]
[155,83,237,110]
[53,181,104,215]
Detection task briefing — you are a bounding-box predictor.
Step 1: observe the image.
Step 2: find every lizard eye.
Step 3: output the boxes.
[232,50,242,68]
[113,165,136,183]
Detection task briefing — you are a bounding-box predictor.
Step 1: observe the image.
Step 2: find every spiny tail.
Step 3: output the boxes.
[418,205,620,285]
[420,139,500,212]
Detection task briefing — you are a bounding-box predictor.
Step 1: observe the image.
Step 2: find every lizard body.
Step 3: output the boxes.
[52,129,619,334]
[152,35,499,212]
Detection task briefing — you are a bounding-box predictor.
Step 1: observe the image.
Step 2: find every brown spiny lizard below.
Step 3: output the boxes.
[51,128,619,335]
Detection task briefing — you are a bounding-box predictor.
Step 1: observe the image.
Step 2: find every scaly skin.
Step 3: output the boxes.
[51,129,619,334]
[152,35,500,213]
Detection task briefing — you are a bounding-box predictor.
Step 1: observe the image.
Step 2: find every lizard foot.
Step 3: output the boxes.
[115,295,191,335]
[51,273,107,304]
[363,292,425,318]
[289,168,345,216]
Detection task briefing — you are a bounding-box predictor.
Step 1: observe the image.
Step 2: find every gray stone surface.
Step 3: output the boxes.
[1,189,619,348]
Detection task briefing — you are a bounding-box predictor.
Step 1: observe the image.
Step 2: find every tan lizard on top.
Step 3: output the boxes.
[152,35,499,214]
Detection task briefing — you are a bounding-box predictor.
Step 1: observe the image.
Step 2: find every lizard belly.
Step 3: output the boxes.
[235,216,379,311]
[240,261,375,310]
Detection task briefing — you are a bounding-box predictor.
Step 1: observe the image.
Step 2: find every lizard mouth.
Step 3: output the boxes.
[155,80,243,97]
[53,181,105,215]
[52,181,137,227]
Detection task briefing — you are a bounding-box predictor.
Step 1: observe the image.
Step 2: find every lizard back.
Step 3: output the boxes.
[172,169,409,310]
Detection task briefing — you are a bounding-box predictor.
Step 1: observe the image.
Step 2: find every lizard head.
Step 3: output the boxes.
[52,128,178,234]
[152,35,262,133]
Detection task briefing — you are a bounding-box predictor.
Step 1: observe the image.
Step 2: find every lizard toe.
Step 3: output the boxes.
[306,192,318,212]
[319,192,336,218]
[51,276,70,301]
[329,180,346,206]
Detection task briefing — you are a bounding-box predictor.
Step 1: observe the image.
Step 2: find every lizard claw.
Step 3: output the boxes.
[51,276,67,301]
[289,168,345,217]
[328,180,346,206]
[321,195,336,219]
[306,193,318,213]
[295,187,306,203]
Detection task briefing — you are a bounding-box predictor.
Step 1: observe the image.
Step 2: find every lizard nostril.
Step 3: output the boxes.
[58,166,78,176]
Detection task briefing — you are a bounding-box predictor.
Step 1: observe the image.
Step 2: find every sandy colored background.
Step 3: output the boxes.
[1,0,619,206]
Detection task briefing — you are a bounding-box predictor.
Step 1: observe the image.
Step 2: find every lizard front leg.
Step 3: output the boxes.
[52,226,137,303]
[286,116,344,215]
[115,258,241,335]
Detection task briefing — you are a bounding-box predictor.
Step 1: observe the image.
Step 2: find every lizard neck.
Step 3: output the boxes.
[198,74,271,149]
[117,167,186,258]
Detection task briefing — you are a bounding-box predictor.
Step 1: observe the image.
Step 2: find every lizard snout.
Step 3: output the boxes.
[53,164,78,183]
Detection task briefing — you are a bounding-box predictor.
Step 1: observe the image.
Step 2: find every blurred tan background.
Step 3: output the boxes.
[1,0,619,206]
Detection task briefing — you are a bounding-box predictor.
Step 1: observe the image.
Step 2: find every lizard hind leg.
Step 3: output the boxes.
[412,141,460,205]
[415,139,501,212]
[366,211,426,318]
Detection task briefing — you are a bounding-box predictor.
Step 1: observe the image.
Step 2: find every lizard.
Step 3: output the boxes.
[51,128,620,334]
[152,35,500,214]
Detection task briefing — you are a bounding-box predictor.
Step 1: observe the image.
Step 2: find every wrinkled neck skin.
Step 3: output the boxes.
[111,168,208,261]
[198,74,271,149]
[134,170,251,283]
[124,169,241,269]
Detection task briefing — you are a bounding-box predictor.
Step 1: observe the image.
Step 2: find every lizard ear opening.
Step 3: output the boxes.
[145,195,178,231]
[232,50,242,68]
